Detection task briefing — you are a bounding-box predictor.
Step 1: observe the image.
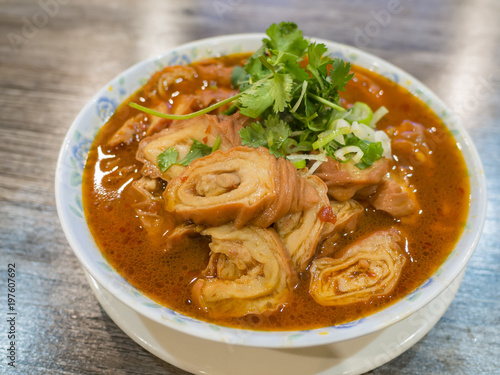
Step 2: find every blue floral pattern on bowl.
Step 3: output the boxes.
[55,34,487,348]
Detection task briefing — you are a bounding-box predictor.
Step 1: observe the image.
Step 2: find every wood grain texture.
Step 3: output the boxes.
[0,0,499,374]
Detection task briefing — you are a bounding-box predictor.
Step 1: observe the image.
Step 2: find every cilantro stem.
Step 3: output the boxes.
[307,64,325,91]
[307,92,345,112]
[212,135,222,152]
[259,55,277,72]
[274,51,285,66]
[289,110,318,123]
[291,81,308,113]
[129,92,243,120]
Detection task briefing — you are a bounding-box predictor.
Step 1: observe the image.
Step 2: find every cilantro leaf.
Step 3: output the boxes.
[243,46,268,85]
[327,58,354,92]
[263,22,309,57]
[264,114,292,150]
[157,147,179,172]
[270,51,309,82]
[157,137,221,172]
[239,122,269,148]
[307,42,328,69]
[238,73,293,118]
[177,140,213,166]
[239,114,292,157]
[231,65,248,88]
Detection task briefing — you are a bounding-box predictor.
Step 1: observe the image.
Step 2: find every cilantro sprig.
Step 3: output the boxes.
[234,23,389,169]
[130,22,351,126]
[234,24,351,123]
[132,22,390,171]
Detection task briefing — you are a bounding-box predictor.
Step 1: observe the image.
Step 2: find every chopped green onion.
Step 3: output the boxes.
[308,158,326,175]
[334,145,363,163]
[351,122,375,142]
[283,138,298,154]
[312,128,349,150]
[292,159,307,169]
[369,106,389,127]
[345,102,373,125]
[286,153,328,162]
[286,153,328,174]
[331,118,350,131]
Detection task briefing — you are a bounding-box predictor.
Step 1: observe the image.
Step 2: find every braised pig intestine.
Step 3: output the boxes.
[312,157,389,201]
[136,112,248,182]
[107,102,171,148]
[309,229,406,306]
[155,65,196,99]
[370,174,419,218]
[320,199,364,242]
[191,224,296,317]
[164,146,321,228]
[128,176,177,236]
[387,120,434,173]
[274,175,330,272]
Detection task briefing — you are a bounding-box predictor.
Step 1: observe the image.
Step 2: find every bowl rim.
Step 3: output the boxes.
[55,33,487,348]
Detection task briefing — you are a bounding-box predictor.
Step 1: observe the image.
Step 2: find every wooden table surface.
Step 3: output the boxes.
[1,0,499,374]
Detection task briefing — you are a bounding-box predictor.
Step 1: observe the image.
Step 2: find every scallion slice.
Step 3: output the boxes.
[312,128,349,150]
[345,102,373,125]
[369,106,389,127]
[292,159,307,169]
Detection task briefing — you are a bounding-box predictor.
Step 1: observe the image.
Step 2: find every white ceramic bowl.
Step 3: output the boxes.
[55,34,487,348]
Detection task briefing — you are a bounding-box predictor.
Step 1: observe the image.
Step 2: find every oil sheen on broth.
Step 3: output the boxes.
[82,53,469,330]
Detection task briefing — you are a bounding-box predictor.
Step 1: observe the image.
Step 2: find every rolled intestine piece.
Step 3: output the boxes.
[320,199,364,242]
[274,175,330,272]
[192,224,297,317]
[164,146,320,228]
[136,113,248,182]
[312,157,389,201]
[129,176,165,234]
[310,229,406,306]
[369,174,419,219]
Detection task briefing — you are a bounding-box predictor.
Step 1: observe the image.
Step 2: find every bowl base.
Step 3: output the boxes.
[85,268,464,375]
